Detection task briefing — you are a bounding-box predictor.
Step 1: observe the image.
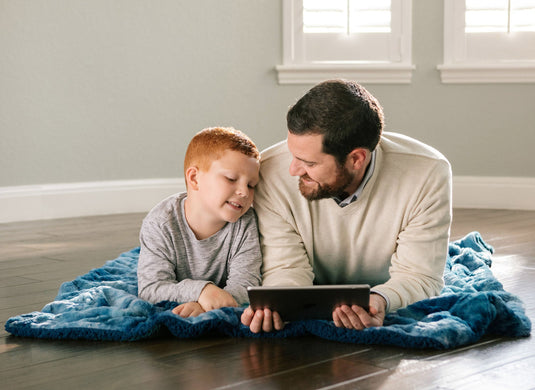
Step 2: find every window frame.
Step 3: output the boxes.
[276,0,415,84]
[438,0,535,83]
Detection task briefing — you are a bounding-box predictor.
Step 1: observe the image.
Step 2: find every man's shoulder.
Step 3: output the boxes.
[259,140,293,181]
[260,140,290,163]
[380,132,449,164]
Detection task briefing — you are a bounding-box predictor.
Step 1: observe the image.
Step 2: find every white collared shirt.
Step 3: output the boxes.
[333,150,376,208]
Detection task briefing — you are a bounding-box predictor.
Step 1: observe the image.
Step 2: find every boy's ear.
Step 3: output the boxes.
[185,166,200,190]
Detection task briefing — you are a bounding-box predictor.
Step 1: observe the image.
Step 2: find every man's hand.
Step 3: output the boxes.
[240,306,285,333]
[197,283,238,311]
[172,302,205,317]
[332,293,386,329]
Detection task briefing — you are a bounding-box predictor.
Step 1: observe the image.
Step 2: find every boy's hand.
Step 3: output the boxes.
[172,302,205,317]
[197,283,238,311]
[241,306,285,333]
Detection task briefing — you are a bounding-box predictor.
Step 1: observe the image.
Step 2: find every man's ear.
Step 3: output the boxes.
[346,148,369,171]
[185,166,200,190]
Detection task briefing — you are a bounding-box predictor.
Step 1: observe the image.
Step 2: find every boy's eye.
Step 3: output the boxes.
[225,176,237,182]
[248,184,256,189]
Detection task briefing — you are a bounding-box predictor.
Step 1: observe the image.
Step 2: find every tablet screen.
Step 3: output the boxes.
[247,285,370,321]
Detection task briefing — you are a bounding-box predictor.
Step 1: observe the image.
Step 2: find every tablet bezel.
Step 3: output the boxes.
[247,284,370,321]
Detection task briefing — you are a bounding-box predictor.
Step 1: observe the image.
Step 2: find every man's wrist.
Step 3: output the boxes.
[370,290,389,312]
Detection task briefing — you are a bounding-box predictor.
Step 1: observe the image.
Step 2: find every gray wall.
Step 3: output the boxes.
[1,0,534,187]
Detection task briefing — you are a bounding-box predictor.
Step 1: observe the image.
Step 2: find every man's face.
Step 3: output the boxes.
[287,132,355,201]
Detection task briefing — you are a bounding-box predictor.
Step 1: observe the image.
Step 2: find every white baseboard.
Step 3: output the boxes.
[0,178,186,223]
[1,176,534,223]
[452,176,535,210]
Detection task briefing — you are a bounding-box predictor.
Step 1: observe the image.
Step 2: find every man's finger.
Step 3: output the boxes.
[241,306,254,326]
[272,311,285,331]
[351,305,373,328]
[249,309,264,333]
[262,309,273,332]
[342,305,364,330]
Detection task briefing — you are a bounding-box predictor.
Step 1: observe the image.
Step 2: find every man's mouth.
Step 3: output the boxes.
[300,175,315,185]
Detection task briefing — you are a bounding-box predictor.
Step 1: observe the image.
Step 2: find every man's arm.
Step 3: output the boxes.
[372,160,453,312]
[240,157,314,332]
[254,180,315,287]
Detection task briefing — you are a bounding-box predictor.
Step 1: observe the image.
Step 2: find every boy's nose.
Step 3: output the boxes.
[236,184,248,197]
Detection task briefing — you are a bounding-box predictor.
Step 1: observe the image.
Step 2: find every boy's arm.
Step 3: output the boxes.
[223,209,263,305]
[137,220,210,304]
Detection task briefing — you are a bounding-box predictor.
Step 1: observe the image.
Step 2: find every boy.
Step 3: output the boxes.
[137,127,262,318]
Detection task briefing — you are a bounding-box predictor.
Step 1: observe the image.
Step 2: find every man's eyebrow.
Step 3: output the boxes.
[295,156,316,164]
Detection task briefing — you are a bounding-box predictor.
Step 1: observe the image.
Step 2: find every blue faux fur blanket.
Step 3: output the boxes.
[5,232,531,349]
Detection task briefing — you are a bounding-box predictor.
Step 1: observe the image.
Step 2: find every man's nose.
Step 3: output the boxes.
[289,158,304,177]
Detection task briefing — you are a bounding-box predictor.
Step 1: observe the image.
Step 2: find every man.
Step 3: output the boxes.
[241,79,452,333]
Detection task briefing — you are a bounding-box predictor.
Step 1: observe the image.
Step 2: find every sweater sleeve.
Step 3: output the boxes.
[254,179,315,287]
[222,210,262,304]
[372,159,452,312]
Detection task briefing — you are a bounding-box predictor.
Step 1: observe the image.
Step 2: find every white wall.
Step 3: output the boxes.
[1,1,534,221]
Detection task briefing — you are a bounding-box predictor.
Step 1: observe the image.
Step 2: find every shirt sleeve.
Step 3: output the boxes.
[137,219,210,304]
[222,210,262,305]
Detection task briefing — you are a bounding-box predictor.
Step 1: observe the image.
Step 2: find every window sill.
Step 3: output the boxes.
[437,63,535,84]
[275,63,415,85]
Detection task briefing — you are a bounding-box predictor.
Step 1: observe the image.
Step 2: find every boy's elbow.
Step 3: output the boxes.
[137,282,153,302]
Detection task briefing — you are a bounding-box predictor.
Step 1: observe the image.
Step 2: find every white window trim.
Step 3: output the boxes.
[276,0,415,85]
[438,0,535,84]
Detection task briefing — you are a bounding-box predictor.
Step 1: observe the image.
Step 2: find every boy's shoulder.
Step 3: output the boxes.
[144,192,186,226]
[240,207,258,225]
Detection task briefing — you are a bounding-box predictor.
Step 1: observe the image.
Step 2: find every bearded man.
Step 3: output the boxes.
[241,79,452,333]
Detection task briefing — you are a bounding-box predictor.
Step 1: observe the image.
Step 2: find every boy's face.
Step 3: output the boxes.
[195,150,260,224]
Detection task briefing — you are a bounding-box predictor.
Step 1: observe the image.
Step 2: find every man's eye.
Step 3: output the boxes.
[248,184,256,189]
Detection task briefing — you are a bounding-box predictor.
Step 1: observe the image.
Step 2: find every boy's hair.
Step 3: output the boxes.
[184,127,260,178]
[287,79,384,165]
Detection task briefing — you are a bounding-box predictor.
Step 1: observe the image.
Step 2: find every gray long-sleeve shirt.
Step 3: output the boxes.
[137,192,262,305]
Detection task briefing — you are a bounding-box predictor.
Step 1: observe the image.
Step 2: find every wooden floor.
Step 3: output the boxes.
[1,209,534,389]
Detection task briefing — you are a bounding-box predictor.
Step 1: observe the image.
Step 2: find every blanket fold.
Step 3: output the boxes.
[5,232,531,349]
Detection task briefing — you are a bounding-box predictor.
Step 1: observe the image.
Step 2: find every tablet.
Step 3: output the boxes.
[247,284,370,321]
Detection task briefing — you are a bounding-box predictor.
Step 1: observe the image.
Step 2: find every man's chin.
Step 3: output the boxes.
[299,182,327,201]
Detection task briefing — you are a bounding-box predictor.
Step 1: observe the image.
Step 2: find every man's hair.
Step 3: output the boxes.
[184,127,260,177]
[286,79,384,165]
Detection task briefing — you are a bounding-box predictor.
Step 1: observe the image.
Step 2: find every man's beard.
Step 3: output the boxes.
[298,166,354,201]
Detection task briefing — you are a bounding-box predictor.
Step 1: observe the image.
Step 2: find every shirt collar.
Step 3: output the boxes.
[333,150,376,208]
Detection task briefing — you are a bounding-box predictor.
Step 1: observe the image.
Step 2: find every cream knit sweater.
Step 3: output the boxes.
[254,132,452,313]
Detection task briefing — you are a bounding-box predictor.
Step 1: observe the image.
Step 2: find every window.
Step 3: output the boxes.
[438,0,535,83]
[276,0,414,84]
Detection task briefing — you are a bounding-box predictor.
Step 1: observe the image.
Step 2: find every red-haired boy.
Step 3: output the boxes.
[137,127,261,317]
